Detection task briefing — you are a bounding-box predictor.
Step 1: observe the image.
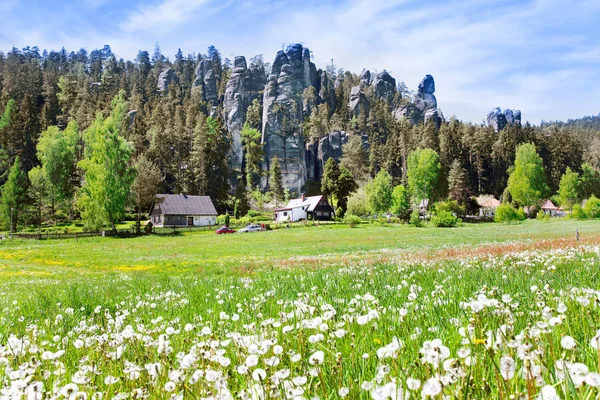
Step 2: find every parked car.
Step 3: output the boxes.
[215,226,236,234]
[238,224,262,233]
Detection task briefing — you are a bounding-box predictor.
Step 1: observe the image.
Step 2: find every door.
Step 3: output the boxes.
[187,216,193,226]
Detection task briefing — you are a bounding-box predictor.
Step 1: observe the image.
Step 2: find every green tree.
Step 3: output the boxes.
[36,121,79,216]
[270,156,285,207]
[391,184,410,219]
[366,169,393,214]
[407,148,441,208]
[340,134,368,182]
[1,156,27,231]
[241,123,263,189]
[321,158,340,206]
[131,154,162,233]
[78,91,136,231]
[507,143,549,215]
[447,160,470,205]
[557,167,579,211]
[27,166,49,231]
[334,166,358,213]
[580,163,600,199]
[346,187,371,217]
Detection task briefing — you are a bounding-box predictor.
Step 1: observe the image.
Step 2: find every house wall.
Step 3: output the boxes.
[276,207,307,222]
[152,214,216,227]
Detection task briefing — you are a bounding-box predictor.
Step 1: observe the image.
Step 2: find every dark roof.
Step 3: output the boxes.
[153,194,217,216]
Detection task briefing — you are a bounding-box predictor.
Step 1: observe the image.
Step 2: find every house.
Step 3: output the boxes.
[274,194,335,222]
[540,199,559,216]
[150,194,217,228]
[476,195,501,217]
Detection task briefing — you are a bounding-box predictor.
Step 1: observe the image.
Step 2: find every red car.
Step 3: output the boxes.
[215,226,236,234]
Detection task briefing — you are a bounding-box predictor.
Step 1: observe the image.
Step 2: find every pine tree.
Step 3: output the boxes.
[270,156,285,207]
[1,156,27,230]
[447,160,470,205]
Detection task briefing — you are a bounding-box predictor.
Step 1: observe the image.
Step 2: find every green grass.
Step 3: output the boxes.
[0,219,597,279]
[1,219,600,398]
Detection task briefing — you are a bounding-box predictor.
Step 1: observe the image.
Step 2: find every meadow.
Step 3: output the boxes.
[1,219,600,399]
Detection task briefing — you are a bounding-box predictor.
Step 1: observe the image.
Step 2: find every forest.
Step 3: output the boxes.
[0,43,599,231]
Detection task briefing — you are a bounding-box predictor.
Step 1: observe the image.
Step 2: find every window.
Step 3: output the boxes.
[167,216,172,221]
[283,212,288,216]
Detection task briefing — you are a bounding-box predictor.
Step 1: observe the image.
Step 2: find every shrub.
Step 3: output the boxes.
[435,200,465,217]
[536,210,550,221]
[569,205,587,220]
[343,214,362,228]
[517,208,527,221]
[431,210,460,227]
[216,214,227,226]
[346,187,371,217]
[583,195,600,218]
[335,207,345,219]
[495,204,523,224]
[409,210,423,227]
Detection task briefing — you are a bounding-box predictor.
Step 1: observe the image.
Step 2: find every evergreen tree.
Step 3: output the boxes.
[269,156,285,207]
[321,158,340,206]
[580,163,600,199]
[241,123,263,189]
[447,160,470,205]
[1,156,27,230]
[131,154,162,232]
[340,133,368,182]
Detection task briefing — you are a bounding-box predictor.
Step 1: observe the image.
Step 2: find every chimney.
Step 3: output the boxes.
[301,193,306,202]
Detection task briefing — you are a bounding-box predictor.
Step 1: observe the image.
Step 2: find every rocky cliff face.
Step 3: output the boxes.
[394,74,442,128]
[261,44,317,194]
[223,56,266,184]
[487,107,522,132]
[306,131,370,180]
[157,68,179,93]
[372,71,397,104]
[193,59,218,105]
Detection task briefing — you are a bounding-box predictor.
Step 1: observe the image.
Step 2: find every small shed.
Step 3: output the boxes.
[150,194,217,227]
[274,194,334,222]
[540,199,558,216]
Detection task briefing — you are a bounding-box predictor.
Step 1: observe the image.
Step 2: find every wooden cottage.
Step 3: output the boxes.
[150,194,217,227]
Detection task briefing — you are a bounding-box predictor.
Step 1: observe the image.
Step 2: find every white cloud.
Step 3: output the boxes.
[120,0,215,33]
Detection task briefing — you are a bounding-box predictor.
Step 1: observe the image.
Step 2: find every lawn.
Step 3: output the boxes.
[0,219,598,278]
[1,219,600,399]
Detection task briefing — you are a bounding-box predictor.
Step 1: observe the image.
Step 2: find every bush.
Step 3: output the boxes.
[569,205,587,220]
[216,214,227,226]
[536,210,550,221]
[346,187,371,217]
[431,210,460,227]
[495,204,523,224]
[335,207,345,219]
[409,210,423,227]
[343,214,362,228]
[583,195,600,218]
[435,200,465,217]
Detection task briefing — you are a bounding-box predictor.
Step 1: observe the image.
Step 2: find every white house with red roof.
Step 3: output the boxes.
[274,194,335,222]
[476,195,501,217]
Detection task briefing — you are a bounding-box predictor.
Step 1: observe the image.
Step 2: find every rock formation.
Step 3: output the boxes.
[348,85,369,117]
[306,131,369,180]
[193,59,218,104]
[223,56,266,185]
[157,68,178,93]
[261,44,317,194]
[394,74,442,128]
[371,71,397,104]
[360,69,371,85]
[486,108,522,132]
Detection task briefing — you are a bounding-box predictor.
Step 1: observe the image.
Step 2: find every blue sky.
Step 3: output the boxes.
[1,0,599,124]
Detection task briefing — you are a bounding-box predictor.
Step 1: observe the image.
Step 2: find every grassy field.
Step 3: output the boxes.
[1,220,600,398]
[0,218,598,278]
